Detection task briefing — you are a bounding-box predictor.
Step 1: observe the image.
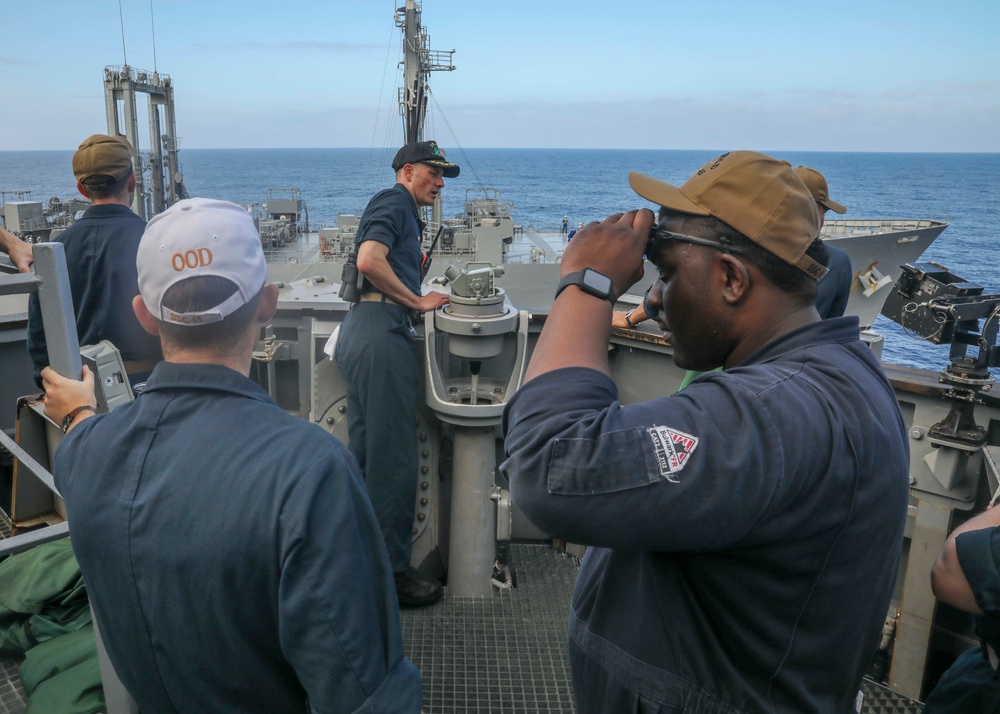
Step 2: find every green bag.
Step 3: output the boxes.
[0,539,104,713]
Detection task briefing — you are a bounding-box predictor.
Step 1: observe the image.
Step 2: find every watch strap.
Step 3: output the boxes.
[62,405,97,433]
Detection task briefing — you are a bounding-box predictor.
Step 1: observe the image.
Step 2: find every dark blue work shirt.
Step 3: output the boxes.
[356,183,423,296]
[816,243,853,319]
[27,203,161,385]
[501,317,909,713]
[957,527,1000,651]
[54,362,421,714]
[920,527,1000,713]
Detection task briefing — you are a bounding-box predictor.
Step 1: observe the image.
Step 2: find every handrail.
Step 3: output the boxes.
[0,422,67,559]
[0,244,138,713]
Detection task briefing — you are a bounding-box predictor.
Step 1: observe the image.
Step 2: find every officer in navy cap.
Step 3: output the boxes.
[336,140,456,606]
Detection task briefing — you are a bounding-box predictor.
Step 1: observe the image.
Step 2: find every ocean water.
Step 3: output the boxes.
[1,148,998,374]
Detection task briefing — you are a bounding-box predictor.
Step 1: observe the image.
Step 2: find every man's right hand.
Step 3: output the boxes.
[419,291,450,312]
[10,241,33,273]
[1,226,33,272]
[560,209,652,300]
[41,365,98,431]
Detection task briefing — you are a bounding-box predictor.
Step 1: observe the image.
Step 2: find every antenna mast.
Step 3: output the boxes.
[118,0,128,66]
[150,0,158,72]
[396,0,455,144]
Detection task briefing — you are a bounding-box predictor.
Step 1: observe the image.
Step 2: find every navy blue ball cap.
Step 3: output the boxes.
[392,140,460,178]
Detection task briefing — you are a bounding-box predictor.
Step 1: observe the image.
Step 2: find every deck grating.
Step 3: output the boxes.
[862,679,924,714]
[0,509,27,714]
[401,544,578,713]
[0,539,924,714]
[0,659,25,714]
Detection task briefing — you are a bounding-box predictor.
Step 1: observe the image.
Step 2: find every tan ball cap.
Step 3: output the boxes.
[629,151,825,280]
[793,166,847,214]
[72,134,134,187]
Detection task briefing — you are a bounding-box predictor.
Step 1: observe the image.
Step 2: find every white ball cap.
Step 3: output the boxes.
[137,198,266,325]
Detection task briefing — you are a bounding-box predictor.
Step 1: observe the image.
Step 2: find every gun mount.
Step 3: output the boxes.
[881,263,1000,499]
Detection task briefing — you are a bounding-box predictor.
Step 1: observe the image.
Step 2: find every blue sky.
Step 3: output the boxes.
[2,0,997,152]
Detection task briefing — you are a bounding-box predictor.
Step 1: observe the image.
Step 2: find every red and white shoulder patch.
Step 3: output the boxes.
[647,426,699,482]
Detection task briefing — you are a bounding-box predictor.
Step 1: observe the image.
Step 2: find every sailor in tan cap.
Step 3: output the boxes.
[27,133,162,387]
[71,133,135,189]
[793,165,854,318]
[793,165,847,216]
[502,150,908,713]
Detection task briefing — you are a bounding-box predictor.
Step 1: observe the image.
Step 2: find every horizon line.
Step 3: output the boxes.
[2,147,999,155]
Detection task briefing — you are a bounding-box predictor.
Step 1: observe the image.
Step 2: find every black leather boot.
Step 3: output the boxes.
[394,568,443,607]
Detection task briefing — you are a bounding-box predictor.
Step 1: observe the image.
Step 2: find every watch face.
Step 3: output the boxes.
[555,268,615,304]
[583,269,613,295]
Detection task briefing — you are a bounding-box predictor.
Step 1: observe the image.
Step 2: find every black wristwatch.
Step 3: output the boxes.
[555,269,616,305]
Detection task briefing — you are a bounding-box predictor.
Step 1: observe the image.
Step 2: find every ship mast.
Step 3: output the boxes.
[103,65,188,220]
[396,0,455,145]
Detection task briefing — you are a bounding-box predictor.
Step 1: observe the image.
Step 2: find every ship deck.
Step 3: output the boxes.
[0,516,926,714]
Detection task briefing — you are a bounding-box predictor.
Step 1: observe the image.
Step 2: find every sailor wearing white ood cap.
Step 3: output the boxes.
[41,198,421,714]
